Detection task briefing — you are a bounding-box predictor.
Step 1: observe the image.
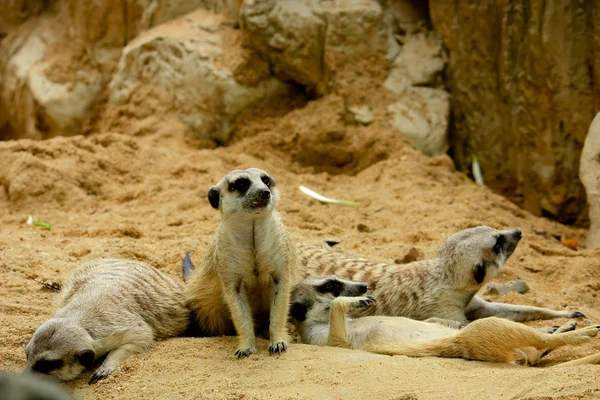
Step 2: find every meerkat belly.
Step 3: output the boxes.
[354,317,457,345]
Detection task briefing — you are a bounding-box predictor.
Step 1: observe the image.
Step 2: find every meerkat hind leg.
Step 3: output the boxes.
[456,318,599,364]
[465,296,585,322]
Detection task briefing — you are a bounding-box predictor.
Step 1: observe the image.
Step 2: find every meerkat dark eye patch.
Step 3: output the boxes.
[493,236,505,254]
[261,175,272,187]
[76,349,95,368]
[316,279,342,297]
[289,302,309,322]
[32,359,64,374]
[228,178,251,194]
[208,187,220,209]
[474,262,487,284]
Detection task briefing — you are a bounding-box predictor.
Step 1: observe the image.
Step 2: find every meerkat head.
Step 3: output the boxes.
[207,168,280,216]
[24,318,96,381]
[289,276,368,326]
[437,226,522,289]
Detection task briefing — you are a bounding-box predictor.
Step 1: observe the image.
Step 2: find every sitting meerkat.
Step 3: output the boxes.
[185,168,302,358]
[24,259,189,384]
[289,277,600,366]
[299,226,585,323]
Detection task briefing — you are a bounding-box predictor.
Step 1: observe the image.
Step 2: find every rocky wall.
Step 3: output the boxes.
[430,0,600,224]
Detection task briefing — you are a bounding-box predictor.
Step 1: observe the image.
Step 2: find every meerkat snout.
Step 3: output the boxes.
[207,168,279,214]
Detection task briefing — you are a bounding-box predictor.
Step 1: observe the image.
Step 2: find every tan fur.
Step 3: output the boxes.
[299,226,584,323]
[290,280,600,366]
[24,259,189,384]
[185,168,303,358]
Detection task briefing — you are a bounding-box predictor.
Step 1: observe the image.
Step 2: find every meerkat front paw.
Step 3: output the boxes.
[353,296,377,309]
[268,341,288,355]
[235,346,257,359]
[570,311,586,319]
[89,366,115,385]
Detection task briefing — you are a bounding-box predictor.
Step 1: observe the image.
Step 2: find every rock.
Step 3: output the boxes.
[484,280,530,296]
[322,0,396,62]
[0,1,48,36]
[394,247,424,264]
[242,0,326,86]
[348,106,373,125]
[430,1,599,223]
[0,0,223,141]
[387,87,450,157]
[108,9,290,143]
[241,0,397,87]
[385,0,429,34]
[356,223,371,233]
[384,32,447,95]
[580,112,600,248]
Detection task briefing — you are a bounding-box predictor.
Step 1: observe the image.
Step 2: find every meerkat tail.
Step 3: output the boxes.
[361,337,466,359]
[553,352,600,367]
[182,252,194,282]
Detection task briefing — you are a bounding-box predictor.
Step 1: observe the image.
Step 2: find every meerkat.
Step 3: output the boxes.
[289,278,600,366]
[24,259,189,384]
[0,371,77,400]
[298,226,585,323]
[185,168,302,358]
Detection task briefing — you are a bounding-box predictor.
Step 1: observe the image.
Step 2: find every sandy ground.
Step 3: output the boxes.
[1,68,600,399]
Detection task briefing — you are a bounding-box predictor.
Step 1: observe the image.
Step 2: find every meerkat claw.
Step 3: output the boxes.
[88,368,112,385]
[235,347,255,359]
[268,341,287,355]
[357,296,377,308]
[571,312,586,319]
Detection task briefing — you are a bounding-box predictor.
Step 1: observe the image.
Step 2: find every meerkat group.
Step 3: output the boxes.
[298,226,585,323]
[289,275,600,366]
[22,167,599,390]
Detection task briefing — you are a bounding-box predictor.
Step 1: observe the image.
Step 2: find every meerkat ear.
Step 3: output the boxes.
[474,263,486,284]
[207,187,220,209]
[76,349,95,368]
[289,302,308,322]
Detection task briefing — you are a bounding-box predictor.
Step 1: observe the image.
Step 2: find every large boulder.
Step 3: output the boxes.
[108,9,290,144]
[580,113,600,248]
[242,0,326,86]
[0,0,214,140]
[241,0,397,87]
[430,0,600,223]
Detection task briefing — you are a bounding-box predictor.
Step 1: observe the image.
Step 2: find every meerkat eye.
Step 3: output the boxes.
[32,359,64,373]
[229,178,251,193]
[261,176,272,187]
[493,236,505,254]
[317,280,342,296]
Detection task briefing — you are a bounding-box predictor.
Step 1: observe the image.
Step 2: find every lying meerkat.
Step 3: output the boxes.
[299,226,585,323]
[289,277,600,366]
[24,259,189,384]
[185,168,302,358]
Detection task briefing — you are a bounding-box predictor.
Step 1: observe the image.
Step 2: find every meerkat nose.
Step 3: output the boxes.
[511,229,522,240]
[358,283,368,294]
[260,190,271,200]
